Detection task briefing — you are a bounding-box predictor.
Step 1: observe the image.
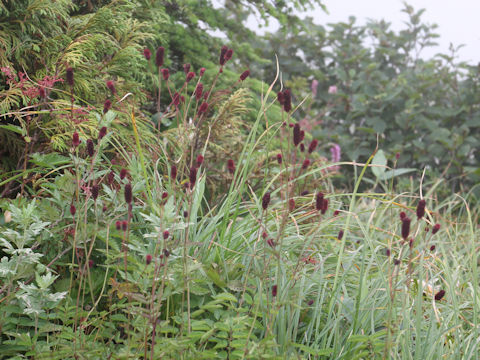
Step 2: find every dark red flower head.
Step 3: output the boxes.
[146,254,152,265]
[189,166,197,188]
[302,159,310,170]
[172,92,180,106]
[106,80,116,94]
[308,140,318,154]
[161,68,170,81]
[183,63,191,74]
[103,99,112,114]
[401,217,411,240]
[155,46,165,67]
[121,220,128,231]
[195,83,203,101]
[199,67,206,76]
[91,184,99,200]
[416,199,426,219]
[262,192,271,210]
[219,45,228,65]
[107,171,115,185]
[186,71,195,83]
[315,192,324,211]
[170,165,177,181]
[196,154,204,167]
[272,284,278,297]
[321,199,329,214]
[400,211,406,220]
[120,168,128,180]
[66,67,74,86]
[86,139,94,157]
[227,159,235,174]
[163,230,169,239]
[198,102,208,115]
[432,223,441,234]
[240,69,250,81]
[276,153,283,164]
[143,48,151,60]
[72,131,80,147]
[288,198,295,212]
[277,91,285,105]
[338,230,344,240]
[115,220,121,230]
[434,289,445,301]
[98,126,107,140]
[124,183,132,204]
[225,49,233,62]
[282,89,292,112]
[70,204,76,216]
[293,123,301,147]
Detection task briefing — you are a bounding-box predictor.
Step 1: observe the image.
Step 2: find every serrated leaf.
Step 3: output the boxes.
[30,152,71,169]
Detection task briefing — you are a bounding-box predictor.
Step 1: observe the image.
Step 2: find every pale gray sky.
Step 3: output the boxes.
[247,0,480,64]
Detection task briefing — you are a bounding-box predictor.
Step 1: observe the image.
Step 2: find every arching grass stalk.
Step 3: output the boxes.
[130,109,154,211]
[322,151,375,350]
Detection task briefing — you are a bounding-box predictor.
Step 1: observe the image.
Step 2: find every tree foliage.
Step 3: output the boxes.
[251,5,480,191]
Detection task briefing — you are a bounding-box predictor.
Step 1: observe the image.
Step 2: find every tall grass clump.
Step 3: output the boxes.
[0,42,479,360]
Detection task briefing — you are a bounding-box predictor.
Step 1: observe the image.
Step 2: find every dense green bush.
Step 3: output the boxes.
[1,2,480,358]
[254,5,480,193]
[0,0,323,198]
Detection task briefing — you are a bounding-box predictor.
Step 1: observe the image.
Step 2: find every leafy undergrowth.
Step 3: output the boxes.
[0,47,479,360]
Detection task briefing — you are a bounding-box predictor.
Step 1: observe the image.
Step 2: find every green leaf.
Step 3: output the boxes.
[214,292,237,303]
[0,124,23,135]
[30,153,71,169]
[291,343,333,356]
[205,266,227,288]
[371,150,387,178]
[377,168,417,180]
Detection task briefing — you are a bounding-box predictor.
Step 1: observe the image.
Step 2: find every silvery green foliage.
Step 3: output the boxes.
[16,272,67,316]
[0,201,50,290]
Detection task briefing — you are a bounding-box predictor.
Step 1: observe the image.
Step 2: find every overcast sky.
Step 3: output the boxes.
[247,0,480,64]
